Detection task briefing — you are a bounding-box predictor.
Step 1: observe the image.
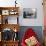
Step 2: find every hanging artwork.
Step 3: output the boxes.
[23,8,37,18]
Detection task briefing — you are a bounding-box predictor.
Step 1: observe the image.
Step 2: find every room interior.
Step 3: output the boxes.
[0,0,45,46]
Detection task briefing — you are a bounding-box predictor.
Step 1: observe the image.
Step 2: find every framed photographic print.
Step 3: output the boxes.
[2,16,8,24]
[2,10,9,15]
[1,28,13,41]
[9,10,18,15]
[8,16,18,24]
[2,16,18,24]
[9,10,15,15]
[23,8,37,18]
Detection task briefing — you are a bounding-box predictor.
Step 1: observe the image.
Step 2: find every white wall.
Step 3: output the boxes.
[0,0,15,7]
[0,0,43,26]
[17,0,44,26]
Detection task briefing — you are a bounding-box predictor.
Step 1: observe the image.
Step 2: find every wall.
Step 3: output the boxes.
[0,0,15,7]
[17,0,44,26]
[0,0,44,26]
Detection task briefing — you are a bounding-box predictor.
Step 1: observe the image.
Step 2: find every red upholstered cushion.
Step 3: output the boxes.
[21,28,41,46]
[24,28,36,39]
[23,28,36,43]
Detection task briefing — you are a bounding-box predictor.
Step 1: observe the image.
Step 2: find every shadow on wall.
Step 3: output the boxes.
[18,26,43,44]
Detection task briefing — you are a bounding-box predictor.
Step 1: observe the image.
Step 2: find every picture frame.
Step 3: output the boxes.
[8,16,18,24]
[1,28,13,41]
[2,10,9,15]
[9,10,18,15]
[2,16,18,24]
[23,8,37,18]
[1,28,18,41]
[2,16,8,24]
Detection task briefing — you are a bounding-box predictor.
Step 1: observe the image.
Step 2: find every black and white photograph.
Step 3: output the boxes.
[23,8,37,18]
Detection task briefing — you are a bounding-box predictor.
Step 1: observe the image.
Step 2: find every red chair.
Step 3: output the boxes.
[21,28,41,46]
